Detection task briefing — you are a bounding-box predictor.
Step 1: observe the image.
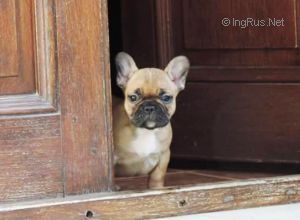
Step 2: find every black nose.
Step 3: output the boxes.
[144,105,156,113]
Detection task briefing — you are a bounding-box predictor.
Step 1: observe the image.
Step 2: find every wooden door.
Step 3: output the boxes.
[0,0,113,202]
[120,0,300,164]
[0,2,299,218]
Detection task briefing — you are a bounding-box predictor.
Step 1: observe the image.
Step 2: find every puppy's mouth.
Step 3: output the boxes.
[131,100,170,130]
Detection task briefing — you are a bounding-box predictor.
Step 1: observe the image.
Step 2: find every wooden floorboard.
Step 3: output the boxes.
[1,175,299,219]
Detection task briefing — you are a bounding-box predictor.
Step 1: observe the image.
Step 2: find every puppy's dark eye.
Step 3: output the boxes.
[160,95,173,103]
[128,94,139,102]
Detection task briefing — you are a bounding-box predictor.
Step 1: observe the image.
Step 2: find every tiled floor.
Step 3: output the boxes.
[115,169,278,191]
[116,170,299,219]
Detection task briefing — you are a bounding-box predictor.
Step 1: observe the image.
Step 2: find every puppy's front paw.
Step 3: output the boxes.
[112,184,121,191]
[148,180,164,189]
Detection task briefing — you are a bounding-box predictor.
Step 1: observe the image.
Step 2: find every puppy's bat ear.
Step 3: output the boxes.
[164,56,190,91]
[115,52,138,89]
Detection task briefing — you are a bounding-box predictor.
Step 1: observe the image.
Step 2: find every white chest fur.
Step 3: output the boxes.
[129,128,161,157]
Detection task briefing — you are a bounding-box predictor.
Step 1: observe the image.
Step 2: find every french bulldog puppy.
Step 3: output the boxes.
[113,52,189,189]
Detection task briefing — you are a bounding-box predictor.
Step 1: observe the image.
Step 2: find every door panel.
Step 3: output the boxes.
[0,0,19,77]
[0,0,35,95]
[172,83,300,163]
[172,0,300,162]
[182,0,296,49]
[172,0,300,80]
[121,0,300,163]
[0,115,63,201]
[0,0,112,202]
[0,0,61,202]
[0,0,57,115]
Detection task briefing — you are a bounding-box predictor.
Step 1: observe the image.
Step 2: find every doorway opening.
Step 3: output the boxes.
[108,0,300,191]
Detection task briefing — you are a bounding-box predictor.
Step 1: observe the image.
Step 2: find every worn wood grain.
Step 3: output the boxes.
[0,175,299,219]
[0,0,18,77]
[0,0,57,115]
[56,0,113,195]
[0,0,35,95]
[0,0,113,202]
[0,115,63,202]
[0,0,63,202]
[34,0,58,107]
[0,94,56,115]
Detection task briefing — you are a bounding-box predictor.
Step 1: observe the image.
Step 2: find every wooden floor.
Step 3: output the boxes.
[115,169,279,191]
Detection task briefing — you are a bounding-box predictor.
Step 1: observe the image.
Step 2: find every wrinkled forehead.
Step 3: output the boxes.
[126,68,177,95]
